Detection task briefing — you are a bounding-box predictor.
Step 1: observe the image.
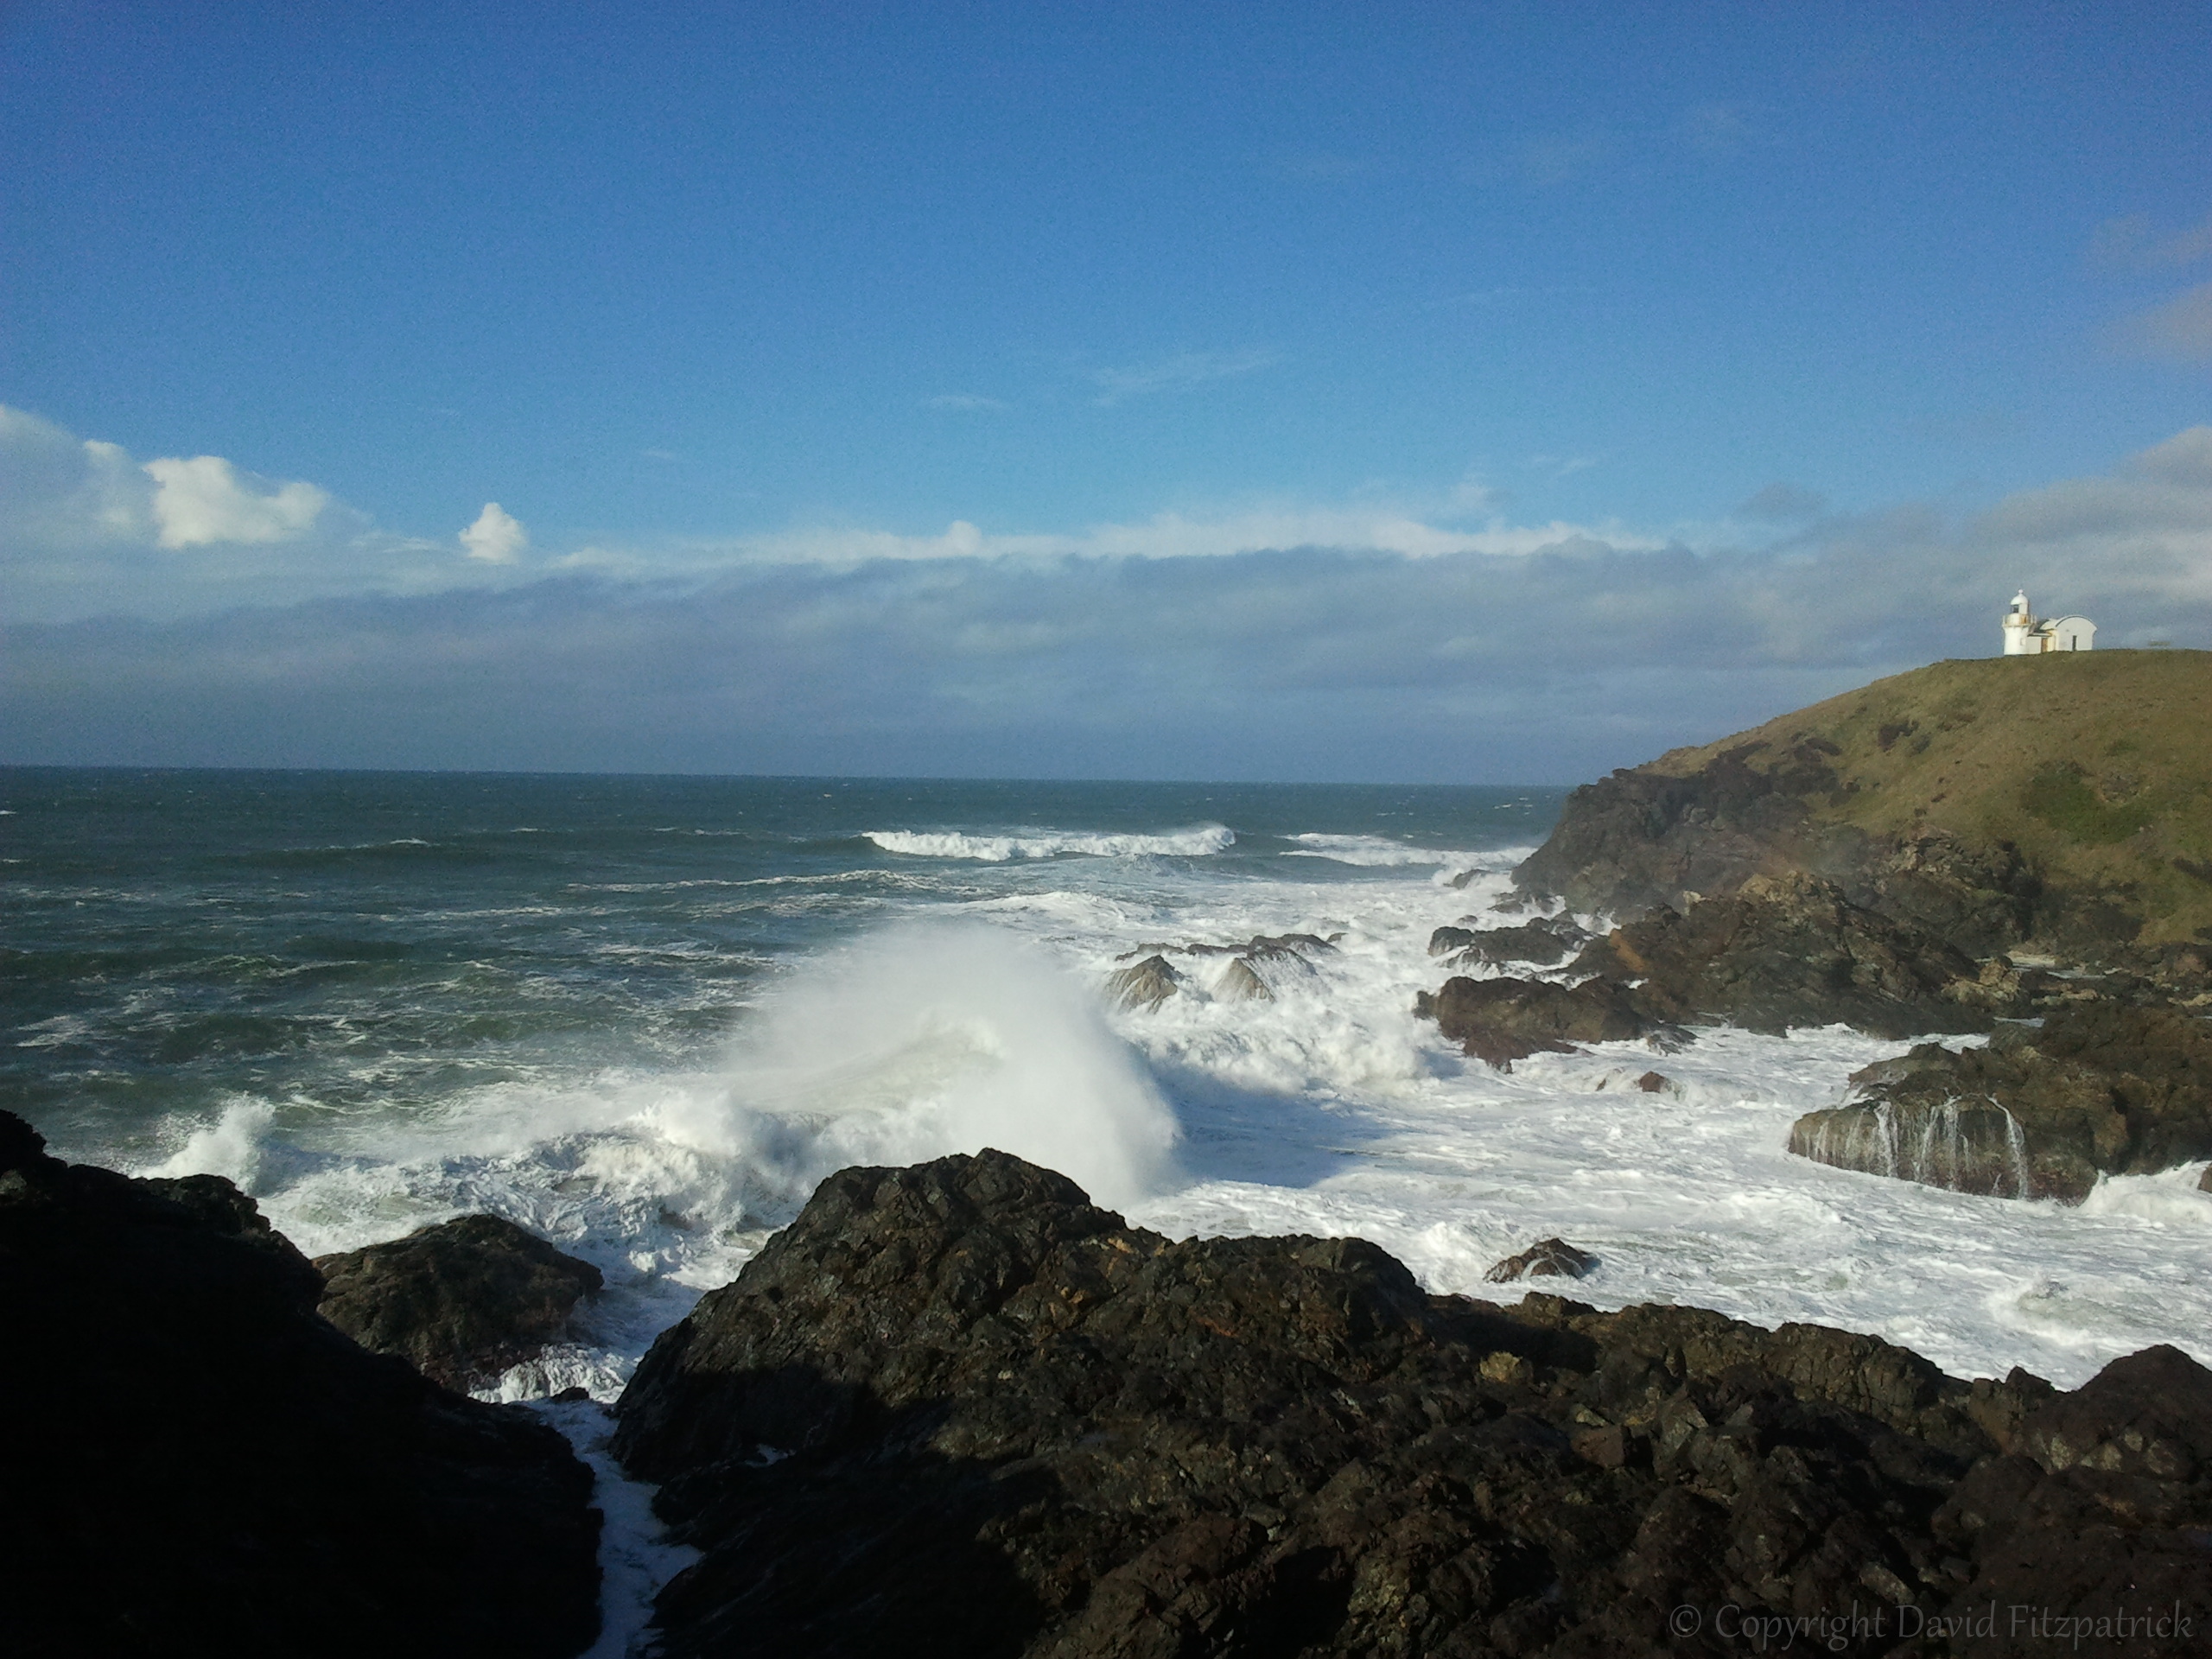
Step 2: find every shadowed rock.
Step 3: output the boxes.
[1789,1001,2212,1202]
[1573,870,1993,1039]
[0,1111,599,1656]
[1484,1238,1595,1282]
[1429,916,1591,967]
[610,1149,2211,1659]
[1932,1344,2212,1656]
[315,1212,604,1389]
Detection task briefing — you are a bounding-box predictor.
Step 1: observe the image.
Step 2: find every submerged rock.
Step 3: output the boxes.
[315,1212,604,1390]
[1789,1001,2212,1202]
[0,1111,600,1656]
[612,1148,2211,1658]
[1574,870,1993,1039]
[1415,974,1660,1069]
[1484,1237,1595,1281]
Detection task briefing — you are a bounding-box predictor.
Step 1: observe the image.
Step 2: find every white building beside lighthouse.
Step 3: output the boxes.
[2002,590,2094,655]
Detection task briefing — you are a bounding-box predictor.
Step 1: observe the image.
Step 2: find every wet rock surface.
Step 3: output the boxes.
[1484,1237,1595,1281]
[1428,915,1591,968]
[0,1111,600,1658]
[1105,953,1180,1011]
[315,1211,605,1390]
[1573,871,1995,1040]
[1414,973,1660,1069]
[611,1148,2211,1657]
[1789,1002,2212,1202]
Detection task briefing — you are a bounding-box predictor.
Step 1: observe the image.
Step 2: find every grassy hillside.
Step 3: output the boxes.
[1645,650,2212,945]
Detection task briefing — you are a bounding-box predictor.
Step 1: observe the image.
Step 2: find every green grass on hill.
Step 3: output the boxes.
[1646,650,2212,945]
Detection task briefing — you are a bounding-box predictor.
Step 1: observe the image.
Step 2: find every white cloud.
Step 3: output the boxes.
[925,393,1009,411]
[461,502,528,564]
[555,499,1665,578]
[142,454,328,549]
[0,406,518,622]
[1088,348,1279,405]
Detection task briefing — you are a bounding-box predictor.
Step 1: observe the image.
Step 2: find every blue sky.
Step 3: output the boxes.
[3,3,2209,780]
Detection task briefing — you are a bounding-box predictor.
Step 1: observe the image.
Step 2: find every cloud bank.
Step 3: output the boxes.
[5,407,2209,782]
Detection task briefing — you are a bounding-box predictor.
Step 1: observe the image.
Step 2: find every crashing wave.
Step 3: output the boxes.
[866,824,1234,861]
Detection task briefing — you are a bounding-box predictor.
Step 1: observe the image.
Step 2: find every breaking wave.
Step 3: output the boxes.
[867,824,1234,861]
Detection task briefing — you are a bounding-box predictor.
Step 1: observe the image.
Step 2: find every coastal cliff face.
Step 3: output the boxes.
[0,1112,601,1658]
[613,1148,2212,1658]
[1515,651,2212,961]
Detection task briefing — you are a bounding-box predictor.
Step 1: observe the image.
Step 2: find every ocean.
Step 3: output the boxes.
[9,764,2211,1400]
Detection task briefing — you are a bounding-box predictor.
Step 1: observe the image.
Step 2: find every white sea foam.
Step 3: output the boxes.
[531,1397,701,1659]
[1281,832,1481,867]
[124,847,2212,1401]
[867,823,1234,861]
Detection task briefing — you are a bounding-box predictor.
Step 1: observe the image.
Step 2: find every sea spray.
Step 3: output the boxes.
[683,920,1183,1211]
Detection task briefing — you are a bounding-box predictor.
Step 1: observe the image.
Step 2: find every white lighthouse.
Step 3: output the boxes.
[2001,591,2095,655]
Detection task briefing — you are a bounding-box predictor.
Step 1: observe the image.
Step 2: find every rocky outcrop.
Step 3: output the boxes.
[1414,974,1660,1068]
[1105,954,1179,1011]
[1789,1002,2212,1202]
[1484,1237,1594,1281]
[1215,957,1272,1002]
[1111,934,1338,1011]
[613,1149,2212,1658]
[1427,915,1590,968]
[1573,871,1996,1040]
[315,1212,604,1390]
[0,1112,600,1657]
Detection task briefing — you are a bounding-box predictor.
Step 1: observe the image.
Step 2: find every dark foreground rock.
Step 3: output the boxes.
[0,1112,600,1657]
[1789,1001,2212,1202]
[315,1212,605,1389]
[1414,974,1664,1068]
[1574,871,1996,1040]
[612,1148,2212,1658]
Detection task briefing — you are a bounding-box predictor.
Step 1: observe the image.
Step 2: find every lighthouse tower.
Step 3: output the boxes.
[2001,590,2096,655]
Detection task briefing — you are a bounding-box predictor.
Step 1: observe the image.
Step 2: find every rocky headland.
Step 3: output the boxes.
[609,1147,2212,1656]
[1513,651,2212,971]
[0,1110,601,1656]
[1430,651,2212,1199]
